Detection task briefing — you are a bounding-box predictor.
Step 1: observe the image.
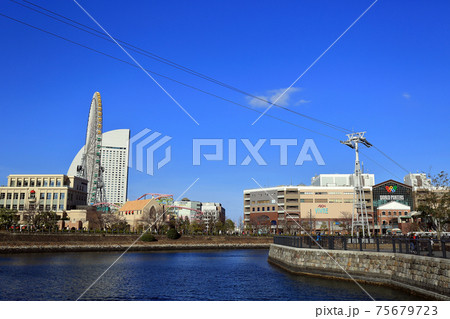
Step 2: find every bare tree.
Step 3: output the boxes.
[339,211,353,235]
[417,171,450,239]
[101,213,127,231]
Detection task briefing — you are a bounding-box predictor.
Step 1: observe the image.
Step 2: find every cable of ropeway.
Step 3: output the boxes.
[9,0,351,134]
[0,12,341,141]
[1,10,411,175]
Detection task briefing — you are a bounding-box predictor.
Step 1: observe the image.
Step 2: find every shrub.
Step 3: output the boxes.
[167,228,181,240]
[141,232,157,242]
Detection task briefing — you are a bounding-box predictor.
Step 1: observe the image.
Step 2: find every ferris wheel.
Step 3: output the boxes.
[77,92,106,205]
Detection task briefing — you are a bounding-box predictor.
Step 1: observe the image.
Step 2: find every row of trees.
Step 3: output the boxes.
[0,208,62,230]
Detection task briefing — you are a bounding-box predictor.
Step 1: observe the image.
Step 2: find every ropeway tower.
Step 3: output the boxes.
[341,132,372,237]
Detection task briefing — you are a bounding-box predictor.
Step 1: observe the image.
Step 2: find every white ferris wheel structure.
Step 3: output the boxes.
[77,92,106,205]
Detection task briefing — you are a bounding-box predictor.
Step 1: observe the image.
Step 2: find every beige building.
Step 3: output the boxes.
[118,198,164,231]
[0,174,88,212]
[58,207,102,231]
[244,185,373,234]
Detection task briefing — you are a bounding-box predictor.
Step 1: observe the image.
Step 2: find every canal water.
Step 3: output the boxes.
[0,249,420,301]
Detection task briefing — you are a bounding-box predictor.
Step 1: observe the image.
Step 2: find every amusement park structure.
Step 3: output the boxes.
[77,92,106,205]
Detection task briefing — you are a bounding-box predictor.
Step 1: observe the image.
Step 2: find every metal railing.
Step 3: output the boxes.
[273,235,450,259]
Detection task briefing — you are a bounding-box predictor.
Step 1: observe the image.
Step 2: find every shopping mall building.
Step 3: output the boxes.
[243,173,428,235]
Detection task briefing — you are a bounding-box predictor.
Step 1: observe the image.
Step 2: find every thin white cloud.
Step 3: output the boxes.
[402,92,411,99]
[295,99,311,106]
[248,87,304,108]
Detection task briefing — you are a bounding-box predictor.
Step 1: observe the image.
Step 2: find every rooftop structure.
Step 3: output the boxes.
[311,173,375,187]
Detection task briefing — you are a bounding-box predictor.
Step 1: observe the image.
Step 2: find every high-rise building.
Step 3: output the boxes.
[68,129,130,204]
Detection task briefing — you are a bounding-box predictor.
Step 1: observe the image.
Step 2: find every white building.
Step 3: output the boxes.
[201,202,226,229]
[311,173,375,187]
[173,200,202,221]
[404,173,431,188]
[68,129,130,204]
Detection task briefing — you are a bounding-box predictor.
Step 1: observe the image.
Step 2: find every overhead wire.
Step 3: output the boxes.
[10,0,351,133]
[0,12,341,141]
[1,7,411,174]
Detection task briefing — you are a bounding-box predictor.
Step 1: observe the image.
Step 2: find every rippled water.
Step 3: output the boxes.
[0,249,420,301]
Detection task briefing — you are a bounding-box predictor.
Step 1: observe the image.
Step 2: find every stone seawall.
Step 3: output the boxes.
[268,244,450,300]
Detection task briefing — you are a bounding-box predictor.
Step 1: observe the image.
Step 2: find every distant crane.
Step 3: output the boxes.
[341,132,372,237]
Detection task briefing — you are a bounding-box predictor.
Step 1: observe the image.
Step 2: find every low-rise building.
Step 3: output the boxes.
[201,202,225,231]
[173,200,202,221]
[118,198,164,231]
[0,174,88,212]
[376,201,411,234]
[58,207,102,230]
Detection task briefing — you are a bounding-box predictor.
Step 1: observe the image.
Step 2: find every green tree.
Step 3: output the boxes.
[0,208,18,230]
[190,220,205,234]
[224,219,235,234]
[35,211,59,230]
[417,171,450,239]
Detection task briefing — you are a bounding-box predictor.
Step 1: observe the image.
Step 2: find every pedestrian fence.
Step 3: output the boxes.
[273,235,450,259]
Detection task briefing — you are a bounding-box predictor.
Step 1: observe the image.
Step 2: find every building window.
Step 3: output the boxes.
[393,212,397,216]
[23,180,28,187]
[7,193,12,200]
[272,207,275,211]
[20,193,25,199]
[45,205,50,211]
[262,207,265,211]
[56,180,61,187]
[9,180,15,187]
[404,212,408,216]
[17,180,22,187]
[50,180,55,187]
[60,193,65,200]
[58,204,64,211]
[12,204,17,210]
[19,204,24,211]
[257,207,260,212]
[0,205,3,209]
[37,180,41,187]
[30,180,35,187]
[40,193,45,200]
[53,193,58,200]
[47,193,52,200]
[6,205,10,209]
[44,180,48,187]
[252,207,255,212]
[382,211,386,216]
[388,212,391,216]
[29,204,35,210]
[13,193,18,200]
[39,205,44,211]
[0,193,4,200]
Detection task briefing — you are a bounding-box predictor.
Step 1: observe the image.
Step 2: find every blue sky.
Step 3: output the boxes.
[1,0,449,222]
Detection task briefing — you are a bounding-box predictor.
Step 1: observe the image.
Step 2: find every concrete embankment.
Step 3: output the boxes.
[0,243,270,253]
[0,233,271,253]
[268,244,450,301]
